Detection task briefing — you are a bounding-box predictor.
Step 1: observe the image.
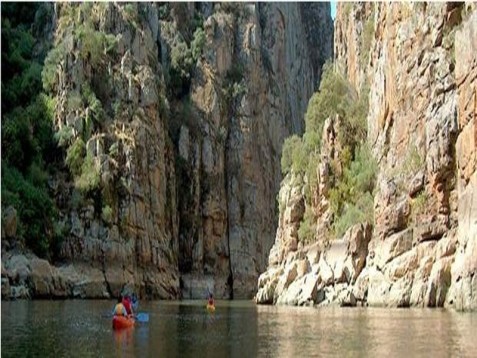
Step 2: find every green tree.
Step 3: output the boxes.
[1,3,61,258]
[304,62,353,144]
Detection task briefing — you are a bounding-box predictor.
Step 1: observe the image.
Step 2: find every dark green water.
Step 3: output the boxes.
[1,300,476,357]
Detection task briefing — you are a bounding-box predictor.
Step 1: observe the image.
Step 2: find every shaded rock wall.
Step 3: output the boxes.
[175,3,333,298]
[1,2,333,300]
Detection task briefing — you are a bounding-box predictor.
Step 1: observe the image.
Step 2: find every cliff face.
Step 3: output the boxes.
[1,2,333,299]
[257,3,477,310]
[182,2,333,298]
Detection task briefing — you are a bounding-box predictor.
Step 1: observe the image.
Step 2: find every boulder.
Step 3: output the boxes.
[409,254,435,307]
[373,229,413,269]
[317,254,334,286]
[305,242,321,265]
[274,262,298,300]
[2,206,17,238]
[296,259,310,278]
[353,267,371,302]
[64,265,108,299]
[366,267,391,307]
[298,273,319,305]
[256,266,283,304]
[384,248,419,281]
[425,257,453,307]
[30,258,54,297]
[345,223,372,282]
[338,289,357,307]
[323,239,349,283]
[387,274,413,307]
[5,254,31,284]
[1,277,10,299]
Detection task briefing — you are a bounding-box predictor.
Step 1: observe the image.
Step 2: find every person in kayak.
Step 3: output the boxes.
[207,293,214,307]
[113,297,128,317]
[131,293,138,311]
[122,295,134,317]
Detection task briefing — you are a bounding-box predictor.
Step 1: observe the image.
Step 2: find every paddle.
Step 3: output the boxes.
[135,313,149,322]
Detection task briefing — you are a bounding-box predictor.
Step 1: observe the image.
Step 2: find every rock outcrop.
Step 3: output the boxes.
[257,3,476,310]
[1,2,333,300]
[447,8,477,311]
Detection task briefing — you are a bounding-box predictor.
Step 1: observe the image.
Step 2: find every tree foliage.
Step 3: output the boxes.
[280,61,375,241]
[330,145,377,237]
[1,3,62,258]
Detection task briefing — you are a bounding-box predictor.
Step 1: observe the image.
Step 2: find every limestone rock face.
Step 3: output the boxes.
[257,3,477,310]
[1,2,333,300]
[54,3,179,299]
[256,223,372,305]
[334,2,374,91]
[174,3,333,299]
[447,9,477,311]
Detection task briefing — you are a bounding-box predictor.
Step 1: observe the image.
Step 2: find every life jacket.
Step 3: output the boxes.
[114,302,126,316]
[122,297,132,315]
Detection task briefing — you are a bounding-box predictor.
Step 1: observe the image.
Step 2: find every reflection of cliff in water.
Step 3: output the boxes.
[1,300,477,356]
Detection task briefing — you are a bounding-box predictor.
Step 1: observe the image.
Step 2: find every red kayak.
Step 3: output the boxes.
[112,315,135,330]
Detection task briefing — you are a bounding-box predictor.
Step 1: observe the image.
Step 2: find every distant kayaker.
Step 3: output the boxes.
[122,295,134,317]
[207,293,214,307]
[113,297,128,317]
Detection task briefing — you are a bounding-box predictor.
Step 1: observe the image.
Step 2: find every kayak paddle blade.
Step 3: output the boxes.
[136,313,149,322]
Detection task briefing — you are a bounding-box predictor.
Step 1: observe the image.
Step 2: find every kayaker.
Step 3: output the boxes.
[113,297,128,317]
[207,293,214,307]
[122,295,134,317]
[131,293,138,311]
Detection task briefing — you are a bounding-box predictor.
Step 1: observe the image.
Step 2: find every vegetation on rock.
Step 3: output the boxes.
[281,61,376,242]
[1,3,62,257]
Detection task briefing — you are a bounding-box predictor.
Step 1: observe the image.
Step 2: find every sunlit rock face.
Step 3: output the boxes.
[257,3,477,310]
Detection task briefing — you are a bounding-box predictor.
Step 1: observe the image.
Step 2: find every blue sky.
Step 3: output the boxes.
[331,1,336,20]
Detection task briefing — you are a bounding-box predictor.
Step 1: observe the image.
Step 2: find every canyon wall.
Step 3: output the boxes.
[1,2,333,300]
[257,2,476,310]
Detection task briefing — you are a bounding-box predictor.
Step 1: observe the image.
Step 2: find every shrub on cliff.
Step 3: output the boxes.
[66,138,86,176]
[42,4,114,199]
[75,154,100,193]
[281,135,304,175]
[305,62,354,146]
[191,28,206,61]
[330,145,377,237]
[281,62,364,180]
[298,206,316,245]
[280,61,375,241]
[43,4,117,93]
[281,62,359,176]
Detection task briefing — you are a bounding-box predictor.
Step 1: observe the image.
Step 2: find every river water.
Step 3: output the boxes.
[2,300,476,357]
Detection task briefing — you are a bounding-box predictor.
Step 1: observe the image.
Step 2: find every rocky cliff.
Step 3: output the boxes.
[1,2,333,299]
[257,2,477,310]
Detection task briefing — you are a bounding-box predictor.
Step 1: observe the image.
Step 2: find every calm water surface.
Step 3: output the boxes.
[2,300,476,357]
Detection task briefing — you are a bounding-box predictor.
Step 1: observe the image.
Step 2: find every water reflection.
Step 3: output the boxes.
[2,300,476,357]
[255,306,477,358]
[113,327,134,351]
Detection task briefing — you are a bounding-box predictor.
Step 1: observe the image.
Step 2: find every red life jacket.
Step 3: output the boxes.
[122,297,132,314]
